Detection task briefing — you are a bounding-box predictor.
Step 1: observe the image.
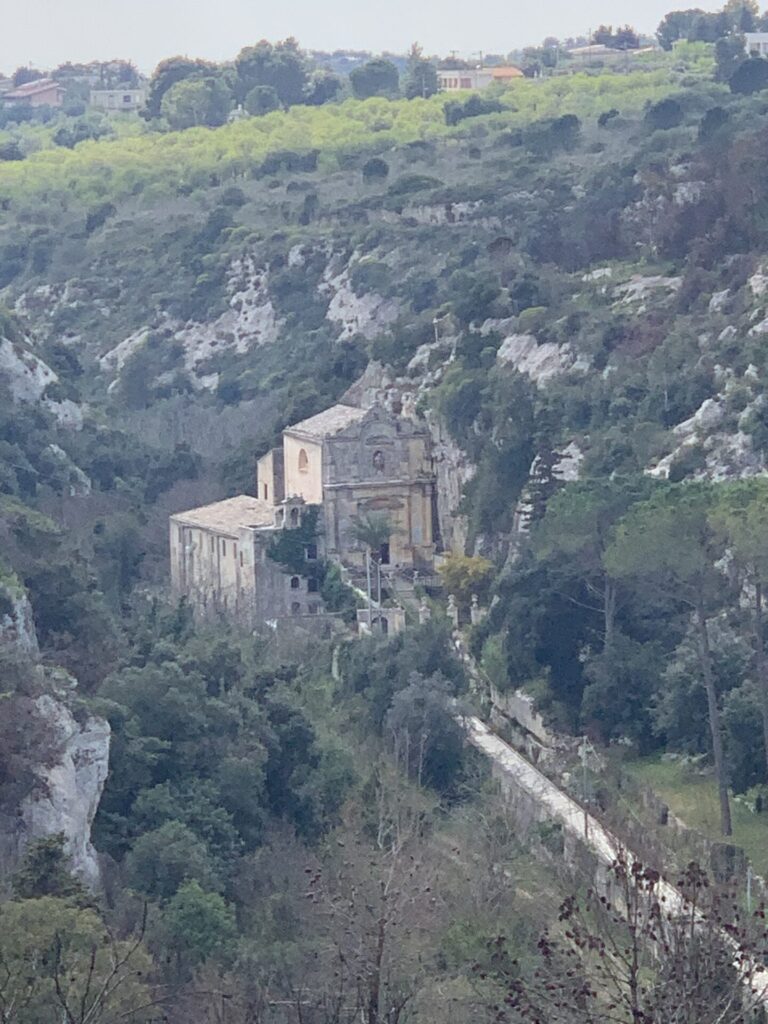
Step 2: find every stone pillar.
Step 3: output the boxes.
[470,594,484,626]
[447,594,459,630]
[418,599,431,625]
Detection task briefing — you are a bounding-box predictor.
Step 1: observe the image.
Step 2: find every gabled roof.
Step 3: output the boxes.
[286,403,367,440]
[4,78,62,99]
[171,495,273,535]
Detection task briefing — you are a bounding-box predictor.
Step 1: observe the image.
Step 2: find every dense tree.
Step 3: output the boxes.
[437,552,493,609]
[605,485,734,835]
[404,43,438,99]
[11,66,43,87]
[12,834,88,902]
[730,55,768,93]
[592,24,640,48]
[385,672,465,793]
[235,38,310,107]
[350,58,400,99]
[711,479,768,779]
[0,897,154,1024]
[144,56,215,118]
[161,76,233,129]
[161,879,236,972]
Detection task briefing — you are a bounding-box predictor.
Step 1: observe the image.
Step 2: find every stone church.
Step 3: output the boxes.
[169,403,436,627]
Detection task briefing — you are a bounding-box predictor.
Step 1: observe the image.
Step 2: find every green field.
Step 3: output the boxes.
[626,756,768,878]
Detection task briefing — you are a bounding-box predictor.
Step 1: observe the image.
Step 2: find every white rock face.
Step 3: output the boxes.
[0,337,82,427]
[175,255,282,377]
[0,583,39,656]
[613,274,682,305]
[496,333,575,384]
[21,696,110,888]
[709,289,730,313]
[425,410,475,554]
[101,255,283,392]
[582,267,613,282]
[400,201,482,225]
[0,583,109,888]
[673,181,705,206]
[322,264,400,341]
[46,444,92,496]
[98,326,150,375]
[749,267,768,297]
[647,391,765,482]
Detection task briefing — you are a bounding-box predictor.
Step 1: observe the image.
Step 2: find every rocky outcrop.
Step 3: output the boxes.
[101,255,283,393]
[425,411,474,554]
[0,580,109,888]
[496,333,579,385]
[0,335,82,427]
[322,260,400,341]
[0,576,39,656]
[19,695,110,888]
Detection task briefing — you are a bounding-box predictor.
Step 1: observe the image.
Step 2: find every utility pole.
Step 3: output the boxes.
[366,550,373,630]
[579,736,591,839]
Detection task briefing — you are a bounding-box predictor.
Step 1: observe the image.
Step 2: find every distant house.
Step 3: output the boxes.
[745,32,768,57]
[89,87,147,112]
[3,78,64,108]
[437,65,523,91]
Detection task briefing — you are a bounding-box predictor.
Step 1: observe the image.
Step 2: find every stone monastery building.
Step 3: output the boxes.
[170,403,436,626]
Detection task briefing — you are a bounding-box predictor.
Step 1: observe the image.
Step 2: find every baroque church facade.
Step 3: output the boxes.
[169,403,436,627]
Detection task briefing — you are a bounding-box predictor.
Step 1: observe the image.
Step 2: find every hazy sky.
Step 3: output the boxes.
[5,0,723,74]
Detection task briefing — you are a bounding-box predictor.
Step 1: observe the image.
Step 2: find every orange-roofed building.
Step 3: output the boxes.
[491,66,525,82]
[3,79,64,108]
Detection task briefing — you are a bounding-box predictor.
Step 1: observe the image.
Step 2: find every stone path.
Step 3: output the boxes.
[463,714,768,1005]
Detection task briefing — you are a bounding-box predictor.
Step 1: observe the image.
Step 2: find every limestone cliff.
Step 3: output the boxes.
[0,577,110,887]
[19,695,110,888]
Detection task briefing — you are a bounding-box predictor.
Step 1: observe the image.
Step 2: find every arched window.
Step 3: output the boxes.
[290,507,300,527]
[263,483,269,500]
[291,602,301,616]
[372,450,385,473]
[290,576,301,590]
[298,448,309,473]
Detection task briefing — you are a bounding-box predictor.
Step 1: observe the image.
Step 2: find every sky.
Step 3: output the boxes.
[4,0,724,75]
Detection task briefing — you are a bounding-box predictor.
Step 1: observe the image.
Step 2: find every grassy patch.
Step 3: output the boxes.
[626,756,768,878]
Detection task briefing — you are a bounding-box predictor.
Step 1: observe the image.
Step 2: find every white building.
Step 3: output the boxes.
[745,33,768,57]
[89,88,146,112]
[437,65,523,92]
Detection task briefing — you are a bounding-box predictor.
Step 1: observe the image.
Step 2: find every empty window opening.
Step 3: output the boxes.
[372,450,385,473]
[305,543,318,561]
[379,541,390,565]
[290,576,301,590]
[291,602,301,616]
[263,483,269,500]
[221,540,227,556]
[298,448,309,473]
[307,578,319,593]
[290,507,300,527]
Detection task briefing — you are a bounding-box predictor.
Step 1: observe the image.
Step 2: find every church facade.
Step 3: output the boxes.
[170,403,436,627]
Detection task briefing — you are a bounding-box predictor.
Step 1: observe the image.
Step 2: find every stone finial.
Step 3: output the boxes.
[418,599,431,625]
[447,594,459,629]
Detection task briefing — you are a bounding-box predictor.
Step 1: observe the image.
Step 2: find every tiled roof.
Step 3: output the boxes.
[171,495,273,535]
[4,79,60,99]
[286,404,367,439]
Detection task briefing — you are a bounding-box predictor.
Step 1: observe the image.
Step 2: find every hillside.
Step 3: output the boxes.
[5,32,768,1020]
